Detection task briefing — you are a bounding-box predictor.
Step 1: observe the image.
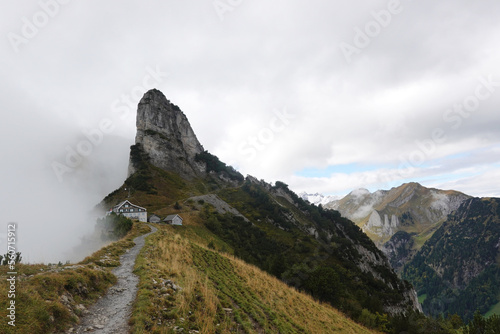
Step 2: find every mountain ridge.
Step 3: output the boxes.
[324,182,471,271]
[101,89,423,328]
[299,191,341,206]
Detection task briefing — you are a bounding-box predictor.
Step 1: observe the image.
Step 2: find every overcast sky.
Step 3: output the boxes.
[1,0,499,262]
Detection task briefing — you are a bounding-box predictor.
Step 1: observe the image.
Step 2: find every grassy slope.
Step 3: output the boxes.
[100,165,210,213]
[0,223,150,334]
[102,160,405,330]
[418,294,427,305]
[485,299,500,318]
[131,222,377,334]
[411,223,443,250]
[112,167,413,329]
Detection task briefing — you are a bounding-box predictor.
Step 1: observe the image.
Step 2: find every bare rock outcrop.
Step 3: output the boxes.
[129,89,205,179]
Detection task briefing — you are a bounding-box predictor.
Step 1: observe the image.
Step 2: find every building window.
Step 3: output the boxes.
[120,209,123,212]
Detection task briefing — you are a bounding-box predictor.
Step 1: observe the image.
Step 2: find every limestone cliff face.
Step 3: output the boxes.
[366,211,400,237]
[129,89,205,179]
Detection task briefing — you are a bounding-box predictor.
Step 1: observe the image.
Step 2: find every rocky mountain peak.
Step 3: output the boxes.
[129,89,205,178]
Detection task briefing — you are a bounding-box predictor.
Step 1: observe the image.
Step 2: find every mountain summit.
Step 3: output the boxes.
[327,183,470,239]
[128,89,205,179]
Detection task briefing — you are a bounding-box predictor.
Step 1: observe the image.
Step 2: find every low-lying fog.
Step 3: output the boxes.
[1,98,134,264]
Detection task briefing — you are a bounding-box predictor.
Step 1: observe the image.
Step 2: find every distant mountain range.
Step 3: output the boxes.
[299,192,340,206]
[311,183,500,320]
[326,183,470,240]
[324,183,471,270]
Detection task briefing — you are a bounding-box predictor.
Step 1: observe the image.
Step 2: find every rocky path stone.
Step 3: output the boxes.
[72,224,157,333]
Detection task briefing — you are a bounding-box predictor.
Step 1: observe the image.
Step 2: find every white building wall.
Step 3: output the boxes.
[122,212,147,222]
[172,216,182,225]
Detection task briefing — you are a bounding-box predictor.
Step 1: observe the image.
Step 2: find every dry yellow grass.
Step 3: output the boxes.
[228,254,376,333]
[132,224,377,334]
[132,227,234,333]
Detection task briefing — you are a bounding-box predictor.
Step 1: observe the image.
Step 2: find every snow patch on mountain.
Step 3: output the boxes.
[299,192,341,206]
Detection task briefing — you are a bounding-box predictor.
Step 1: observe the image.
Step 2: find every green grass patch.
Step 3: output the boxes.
[418,293,427,305]
[173,224,234,254]
[412,223,443,250]
[485,299,500,318]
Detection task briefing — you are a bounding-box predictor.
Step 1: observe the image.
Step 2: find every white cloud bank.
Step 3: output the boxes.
[1,0,499,261]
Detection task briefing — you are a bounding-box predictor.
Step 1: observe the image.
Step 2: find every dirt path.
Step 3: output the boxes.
[73,224,157,333]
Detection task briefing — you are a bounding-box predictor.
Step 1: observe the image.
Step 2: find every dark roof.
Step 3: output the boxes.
[113,200,146,211]
[163,214,182,221]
